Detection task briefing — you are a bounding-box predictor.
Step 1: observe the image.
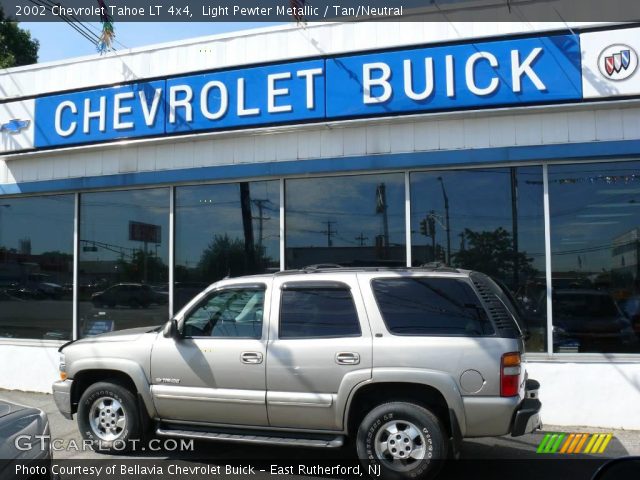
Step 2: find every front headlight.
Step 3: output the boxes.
[59,352,66,380]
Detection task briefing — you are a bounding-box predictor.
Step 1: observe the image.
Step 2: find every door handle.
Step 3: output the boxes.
[241,351,263,364]
[335,352,360,365]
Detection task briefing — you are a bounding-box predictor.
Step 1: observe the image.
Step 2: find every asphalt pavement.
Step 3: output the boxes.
[2,389,639,480]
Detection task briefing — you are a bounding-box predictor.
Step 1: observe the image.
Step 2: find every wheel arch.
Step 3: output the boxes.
[69,360,156,419]
[344,370,466,438]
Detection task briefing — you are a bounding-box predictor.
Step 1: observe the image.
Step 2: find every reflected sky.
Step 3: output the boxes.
[79,188,170,264]
[549,162,640,273]
[410,167,546,271]
[175,181,280,268]
[285,174,405,248]
[0,195,74,255]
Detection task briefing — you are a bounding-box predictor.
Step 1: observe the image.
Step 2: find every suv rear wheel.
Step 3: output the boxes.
[356,402,447,480]
[77,381,141,453]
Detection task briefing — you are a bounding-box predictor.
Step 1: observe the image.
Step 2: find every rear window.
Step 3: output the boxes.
[371,277,494,336]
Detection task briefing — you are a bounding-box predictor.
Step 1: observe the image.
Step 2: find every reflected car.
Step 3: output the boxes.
[91,283,161,308]
[551,289,638,353]
[0,399,52,478]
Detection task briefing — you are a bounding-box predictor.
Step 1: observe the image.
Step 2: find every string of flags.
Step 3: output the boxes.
[526,174,640,185]
[96,0,115,54]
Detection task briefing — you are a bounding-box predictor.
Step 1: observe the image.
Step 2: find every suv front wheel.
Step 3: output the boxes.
[77,381,141,453]
[356,402,447,480]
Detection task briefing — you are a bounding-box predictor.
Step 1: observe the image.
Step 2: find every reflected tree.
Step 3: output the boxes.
[453,227,536,286]
[197,234,272,282]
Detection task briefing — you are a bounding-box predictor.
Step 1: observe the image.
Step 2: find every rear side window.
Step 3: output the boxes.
[280,288,361,338]
[371,277,494,336]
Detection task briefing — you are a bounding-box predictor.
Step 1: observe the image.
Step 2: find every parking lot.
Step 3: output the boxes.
[2,389,639,480]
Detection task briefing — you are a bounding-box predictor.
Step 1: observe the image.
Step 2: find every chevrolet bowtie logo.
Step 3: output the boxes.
[0,119,30,134]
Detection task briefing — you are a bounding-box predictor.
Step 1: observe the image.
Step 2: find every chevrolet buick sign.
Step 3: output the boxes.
[1,27,639,154]
[34,33,581,149]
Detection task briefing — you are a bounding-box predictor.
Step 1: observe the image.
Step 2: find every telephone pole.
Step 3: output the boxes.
[355,232,368,246]
[322,221,337,247]
[251,199,271,250]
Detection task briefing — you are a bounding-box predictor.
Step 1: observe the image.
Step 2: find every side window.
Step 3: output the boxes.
[182,288,264,338]
[371,277,494,336]
[279,288,361,339]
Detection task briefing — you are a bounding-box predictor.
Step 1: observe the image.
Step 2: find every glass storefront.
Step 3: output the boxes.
[410,167,547,352]
[78,189,170,337]
[549,162,640,353]
[1,159,639,355]
[0,195,74,340]
[285,174,406,269]
[174,181,280,311]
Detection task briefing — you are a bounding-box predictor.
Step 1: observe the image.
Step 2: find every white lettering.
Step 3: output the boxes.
[446,55,455,98]
[200,80,228,120]
[83,96,106,133]
[113,91,134,129]
[268,72,292,113]
[138,88,162,126]
[512,48,546,93]
[169,85,193,123]
[466,51,499,96]
[54,100,77,137]
[297,67,323,109]
[363,62,392,104]
[403,58,434,101]
[237,78,260,116]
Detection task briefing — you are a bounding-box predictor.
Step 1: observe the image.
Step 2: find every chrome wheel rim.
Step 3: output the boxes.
[89,396,126,441]
[374,420,429,471]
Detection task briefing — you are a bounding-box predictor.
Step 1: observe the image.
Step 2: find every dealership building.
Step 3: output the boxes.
[1,21,639,429]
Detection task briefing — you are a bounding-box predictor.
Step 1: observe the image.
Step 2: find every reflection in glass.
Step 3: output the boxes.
[78,189,169,337]
[285,174,405,269]
[549,162,640,353]
[410,168,547,351]
[174,181,279,311]
[0,195,74,340]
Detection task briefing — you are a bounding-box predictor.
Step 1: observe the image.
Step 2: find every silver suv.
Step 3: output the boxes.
[53,267,541,479]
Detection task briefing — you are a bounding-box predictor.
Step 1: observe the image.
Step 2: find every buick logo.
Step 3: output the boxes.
[598,44,638,81]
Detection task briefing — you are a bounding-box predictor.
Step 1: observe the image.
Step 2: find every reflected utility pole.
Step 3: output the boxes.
[376,183,390,259]
[437,177,451,265]
[510,168,519,290]
[355,233,368,246]
[323,221,337,247]
[251,199,271,250]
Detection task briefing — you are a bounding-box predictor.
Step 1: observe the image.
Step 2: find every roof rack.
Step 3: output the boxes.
[273,264,461,276]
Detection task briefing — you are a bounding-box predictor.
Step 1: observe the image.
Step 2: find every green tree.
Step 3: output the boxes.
[0,7,39,68]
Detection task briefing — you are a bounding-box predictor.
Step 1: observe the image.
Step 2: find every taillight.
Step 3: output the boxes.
[500,352,521,397]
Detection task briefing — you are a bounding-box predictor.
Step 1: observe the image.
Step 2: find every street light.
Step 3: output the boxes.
[436,177,451,265]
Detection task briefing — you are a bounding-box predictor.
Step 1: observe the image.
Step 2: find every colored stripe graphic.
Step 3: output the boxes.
[536,433,613,454]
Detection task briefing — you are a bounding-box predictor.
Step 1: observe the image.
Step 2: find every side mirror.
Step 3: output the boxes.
[163,318,179,339]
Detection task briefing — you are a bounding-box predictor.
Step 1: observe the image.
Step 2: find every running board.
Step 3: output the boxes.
[156,427,345,448]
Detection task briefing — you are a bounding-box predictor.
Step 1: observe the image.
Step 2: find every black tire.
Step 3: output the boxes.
[77,381,141,454]
[356,402,447,480]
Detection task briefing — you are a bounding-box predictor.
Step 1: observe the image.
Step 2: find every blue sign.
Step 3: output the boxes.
[33,34,582,149]
[327,34,582,117]
[35,81,166,147]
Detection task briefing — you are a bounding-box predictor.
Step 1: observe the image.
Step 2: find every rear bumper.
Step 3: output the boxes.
[52,379,73,420]
[511,379,542,437]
